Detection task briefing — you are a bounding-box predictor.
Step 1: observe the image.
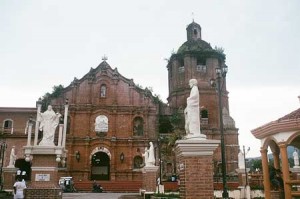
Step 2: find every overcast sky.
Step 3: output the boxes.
[1,0,299,157]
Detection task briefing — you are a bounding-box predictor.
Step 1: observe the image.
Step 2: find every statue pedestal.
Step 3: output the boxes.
[175,139,219,199]
[236,168,251,199]
[142,166,159,193]
[2,167,18,191]
[236,168,250,186]
[23,146,65,199]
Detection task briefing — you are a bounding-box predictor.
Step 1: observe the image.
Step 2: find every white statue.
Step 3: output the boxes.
[8,146,16,167]
[38,105,61,146]
[148,142,155,166]
[143,142,155,167]
[142,147,149,167]
[238,149,245,169]
[293,149,299,168]
[184,79,206,139]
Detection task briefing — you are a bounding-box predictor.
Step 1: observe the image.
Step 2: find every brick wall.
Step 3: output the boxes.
[178,156,214,199]
[24,188,62,199]
[142,167,159,192]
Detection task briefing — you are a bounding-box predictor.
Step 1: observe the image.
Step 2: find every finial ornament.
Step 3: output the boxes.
[102,55,108,61]
[192,12,195,22]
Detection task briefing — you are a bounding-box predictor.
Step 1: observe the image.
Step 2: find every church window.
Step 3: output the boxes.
[178,66,184,73]
[196,65,206,73]
[100,84,107,98]
[133,156,143,169]
[133,117,144,136]
[194,29,198,36]
[201,109,208,118]
[178,59,184,73]
[3,119,13,129]
[200,109,209,125]
[196,59,206,73]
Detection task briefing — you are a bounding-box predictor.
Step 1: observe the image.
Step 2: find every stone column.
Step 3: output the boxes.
[57,124,63,147]
[279,143,292,199]
[273,152,280,170]
[261,148,271,199]
[62,103,69,148]
[142,166,159,192]
[175,139,220,199]
[27,121,33,146]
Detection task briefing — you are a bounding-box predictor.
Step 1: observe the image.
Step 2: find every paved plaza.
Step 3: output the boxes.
[62,192,141,199]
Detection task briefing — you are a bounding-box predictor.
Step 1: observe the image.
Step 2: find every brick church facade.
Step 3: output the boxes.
[0,21,239,185]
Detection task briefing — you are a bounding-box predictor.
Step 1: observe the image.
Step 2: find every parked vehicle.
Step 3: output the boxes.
[92,180,103,193]
[59,177,77,193]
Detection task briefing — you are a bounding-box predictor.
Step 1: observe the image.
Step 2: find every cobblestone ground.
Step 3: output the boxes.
[63,192,141,199]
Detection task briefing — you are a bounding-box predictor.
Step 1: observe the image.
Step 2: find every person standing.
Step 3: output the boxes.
[13,177,26,199]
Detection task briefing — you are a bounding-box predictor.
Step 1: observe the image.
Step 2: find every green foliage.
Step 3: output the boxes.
[135,84,143,89]
[249,158,262,172]
[159,116,173,134]
[51,85,64,97]
[251,185,264,190]
[40,84,64,111]
[170,113,184,128]
[171,48,226,63]
[214,46,225,55]
[166,129,183,148]
[153,94,163,104]
[153,193,180,198]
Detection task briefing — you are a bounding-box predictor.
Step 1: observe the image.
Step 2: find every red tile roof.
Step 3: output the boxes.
[278,108,300,121]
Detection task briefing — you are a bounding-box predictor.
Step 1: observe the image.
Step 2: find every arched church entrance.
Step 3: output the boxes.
[91,151,110,180]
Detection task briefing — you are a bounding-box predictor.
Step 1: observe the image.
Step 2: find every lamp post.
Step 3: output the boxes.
[243,145,250,186]
[243,145,251,199]
[210,64,228,198]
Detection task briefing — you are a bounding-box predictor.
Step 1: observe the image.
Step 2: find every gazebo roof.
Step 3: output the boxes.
[278,108,300,121]
[251,108,300,139]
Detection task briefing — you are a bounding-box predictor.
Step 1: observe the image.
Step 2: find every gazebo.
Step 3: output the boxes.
[252,103,300,199]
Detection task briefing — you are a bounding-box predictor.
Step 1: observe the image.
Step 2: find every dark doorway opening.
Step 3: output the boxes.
[91,152,110,180]
[15,158,31,181]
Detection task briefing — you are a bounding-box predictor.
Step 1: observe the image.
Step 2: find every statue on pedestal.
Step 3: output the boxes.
[143,142,155,167]
[184,79,206,139]
[142,147,149,167]
[38,105,61,146]
[238,149,245,169]
[293,149,299,168]
[8,146,16,167]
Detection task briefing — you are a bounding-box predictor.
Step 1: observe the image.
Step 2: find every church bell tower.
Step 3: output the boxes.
[166,21,239,173]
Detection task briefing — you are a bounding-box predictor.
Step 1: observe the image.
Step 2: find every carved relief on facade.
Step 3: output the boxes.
[90,147,111,160]
[95,115,108,132]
